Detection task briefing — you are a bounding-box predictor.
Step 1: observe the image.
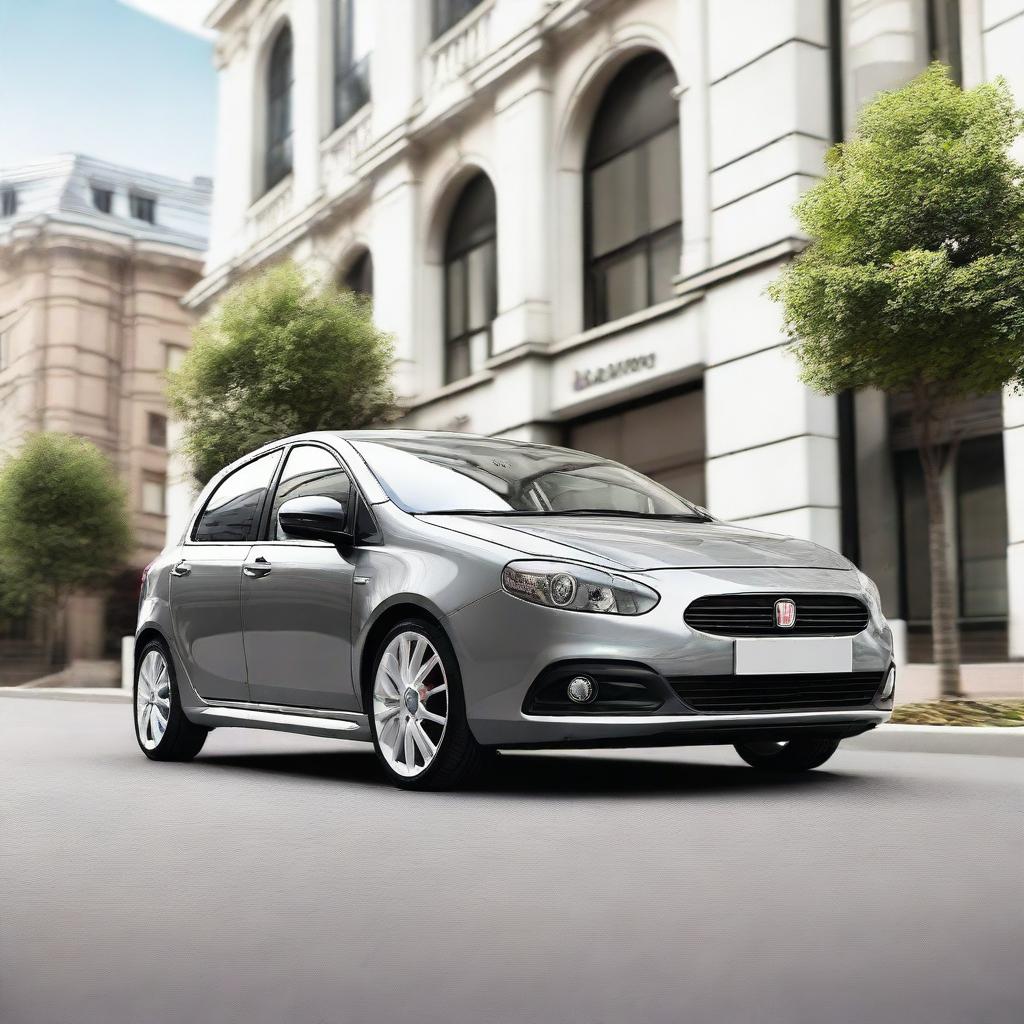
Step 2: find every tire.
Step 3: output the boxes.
[367,618,489,791]
[734,737,841,772]
[134,638,209,762]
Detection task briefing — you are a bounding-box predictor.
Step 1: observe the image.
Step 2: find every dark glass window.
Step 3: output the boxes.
[432,0,484,39]
[266,25,294,192]
[342,249,373,298]
[928,0,961,82]
[147,412,168,448]
[444,174,497,383]
[897,434,1008,623]
[268,445,352,540]
[129,193,156,223]
[334,0,371,129]
[91,187,113,213]
[2,188,17,217]
[585,53,681,327]
[193,451,281,542]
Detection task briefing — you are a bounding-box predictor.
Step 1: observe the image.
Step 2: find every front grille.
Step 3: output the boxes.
[684,593,869,637]
[671,671,883,714]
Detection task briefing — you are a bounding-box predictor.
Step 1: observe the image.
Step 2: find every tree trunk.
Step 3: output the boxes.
[911,385,961,697]
[919,455,961,696]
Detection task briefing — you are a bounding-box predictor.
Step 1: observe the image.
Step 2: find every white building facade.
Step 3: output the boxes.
[187,0,1024,686]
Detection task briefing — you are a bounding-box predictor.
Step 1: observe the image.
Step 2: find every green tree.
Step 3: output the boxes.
[769,64,1024,696]
[169,260,395,484]
[0,432,133,666]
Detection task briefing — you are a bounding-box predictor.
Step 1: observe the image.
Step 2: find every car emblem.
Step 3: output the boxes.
[774,598,796,629]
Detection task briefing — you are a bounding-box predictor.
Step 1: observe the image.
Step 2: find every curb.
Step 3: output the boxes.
[0,686,131,703]
[846,723,1024,758]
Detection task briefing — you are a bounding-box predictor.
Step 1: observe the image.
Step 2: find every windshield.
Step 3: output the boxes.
[350,436,706,518]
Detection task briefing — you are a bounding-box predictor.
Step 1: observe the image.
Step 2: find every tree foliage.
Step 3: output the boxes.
[169,260,395,483]
[769,64,1024,400]
[0,433,132,630]
[769,64,1024,696]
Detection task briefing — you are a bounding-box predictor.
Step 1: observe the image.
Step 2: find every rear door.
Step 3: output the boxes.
[169,449,282,702]
[241,443,358,711]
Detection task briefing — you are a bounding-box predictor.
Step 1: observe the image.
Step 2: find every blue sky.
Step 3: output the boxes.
[0,0,216,181]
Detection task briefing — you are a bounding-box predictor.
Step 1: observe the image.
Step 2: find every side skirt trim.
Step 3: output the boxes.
[192,701,372,742]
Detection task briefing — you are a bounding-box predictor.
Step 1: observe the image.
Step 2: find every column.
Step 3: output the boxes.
[371,159,425,400]
[491,64,553,355]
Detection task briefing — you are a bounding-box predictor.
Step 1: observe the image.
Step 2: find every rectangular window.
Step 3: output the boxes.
[142,473,167,516]
[164,343,188,373]
[129,193,156,223]
[91,186,113,213]
[896,432,1009,658]
[432,0,484,39]
[1,188,16,217]
[147,412,168,448]
[334,0,372,128]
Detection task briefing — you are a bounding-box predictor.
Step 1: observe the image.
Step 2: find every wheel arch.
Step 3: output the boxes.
[357,601,450,711]
[134,625,168,668]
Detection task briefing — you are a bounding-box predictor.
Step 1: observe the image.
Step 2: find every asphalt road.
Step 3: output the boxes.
[1,697,1022,1024]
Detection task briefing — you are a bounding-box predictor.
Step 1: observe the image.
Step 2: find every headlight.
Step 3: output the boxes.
[501,560,659,615]
[856,569,881,612]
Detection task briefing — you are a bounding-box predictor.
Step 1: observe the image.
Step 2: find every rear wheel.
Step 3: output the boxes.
[134,640,209,762]
[368,620,488,791]
[734,737,840,772]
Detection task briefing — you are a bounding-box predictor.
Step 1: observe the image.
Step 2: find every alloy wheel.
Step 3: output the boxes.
[372,630,449,778]
[136,649,171,751]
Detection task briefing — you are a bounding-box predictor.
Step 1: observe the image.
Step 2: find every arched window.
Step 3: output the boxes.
[584,53,681,328]
[265,25,294,192]
[444,174,497,384]
[342,249,373,299]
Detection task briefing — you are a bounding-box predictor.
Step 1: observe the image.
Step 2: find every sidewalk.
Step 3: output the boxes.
[3,687,1022,757]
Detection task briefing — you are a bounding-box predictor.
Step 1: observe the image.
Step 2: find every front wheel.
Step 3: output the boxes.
[134,640,209,762]
[734,737,840,772]
[368,620,489,791]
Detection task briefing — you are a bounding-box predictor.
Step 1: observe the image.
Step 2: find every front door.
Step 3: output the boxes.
[169,449,283,702]
[241,444,357,710]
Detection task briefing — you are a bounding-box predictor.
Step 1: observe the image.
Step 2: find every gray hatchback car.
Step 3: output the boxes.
[134,430,895,789]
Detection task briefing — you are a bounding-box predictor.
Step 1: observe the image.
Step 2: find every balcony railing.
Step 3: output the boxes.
[426,1,492,95]
[321,105,373,196]
[246,177,293,248]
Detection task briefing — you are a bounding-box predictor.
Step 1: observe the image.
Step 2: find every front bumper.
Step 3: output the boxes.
[447,565,894,748]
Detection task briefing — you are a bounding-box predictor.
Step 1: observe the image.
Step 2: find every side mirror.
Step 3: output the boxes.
[277,495,350,543]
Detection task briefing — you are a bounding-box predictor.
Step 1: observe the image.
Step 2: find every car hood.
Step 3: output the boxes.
[422,514,851,572]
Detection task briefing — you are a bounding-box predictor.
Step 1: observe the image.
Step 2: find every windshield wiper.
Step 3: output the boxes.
[549,509,707,521]
[419,508,708,520]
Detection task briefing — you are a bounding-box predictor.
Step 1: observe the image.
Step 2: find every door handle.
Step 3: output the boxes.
[170,559,191,577]
[243,556,272,578]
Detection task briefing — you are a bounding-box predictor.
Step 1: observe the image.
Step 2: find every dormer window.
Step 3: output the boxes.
[92,186,113,214]
[129,193,156,224]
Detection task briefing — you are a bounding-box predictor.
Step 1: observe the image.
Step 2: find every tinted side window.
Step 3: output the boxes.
[193,451,281,542]
[270,445,352,540]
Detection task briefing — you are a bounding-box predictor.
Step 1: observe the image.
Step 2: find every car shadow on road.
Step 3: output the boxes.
[196,747,876,799]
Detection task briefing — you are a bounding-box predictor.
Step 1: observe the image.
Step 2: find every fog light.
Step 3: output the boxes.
[567,675,595,704]
[880,667,896,700]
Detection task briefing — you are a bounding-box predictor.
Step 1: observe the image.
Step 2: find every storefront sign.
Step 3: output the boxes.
[572,352,656,392]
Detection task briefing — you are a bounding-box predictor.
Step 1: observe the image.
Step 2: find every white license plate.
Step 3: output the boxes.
[735,637,853,675]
